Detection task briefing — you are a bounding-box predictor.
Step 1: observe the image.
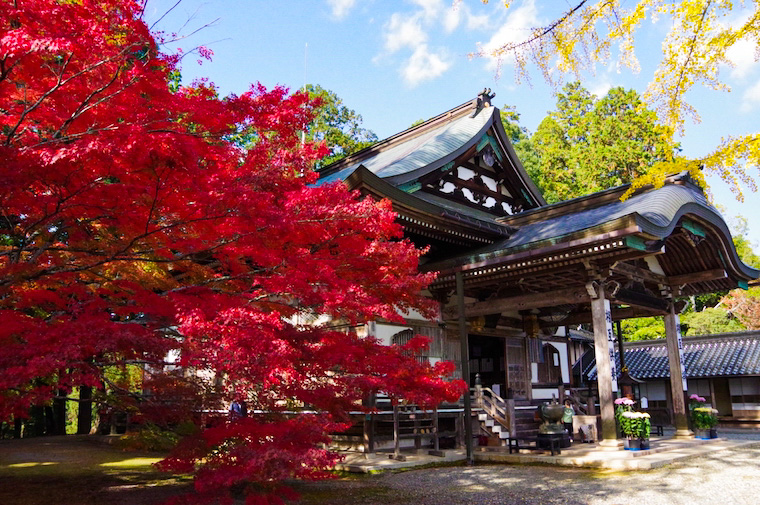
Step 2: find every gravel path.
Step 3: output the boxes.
[295,431,760,505]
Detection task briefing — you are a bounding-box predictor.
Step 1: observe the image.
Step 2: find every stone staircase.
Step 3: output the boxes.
[478,411,511,444]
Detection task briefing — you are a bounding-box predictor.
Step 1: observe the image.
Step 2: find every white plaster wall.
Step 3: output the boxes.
[533,387,560,400]
[641,381,667,401]
[374,323,412,346]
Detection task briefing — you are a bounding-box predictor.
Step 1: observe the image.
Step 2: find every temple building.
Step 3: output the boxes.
[316,91,759,452]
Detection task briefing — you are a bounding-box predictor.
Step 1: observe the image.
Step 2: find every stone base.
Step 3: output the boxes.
[673,429,695,439]
[598,438,624,451]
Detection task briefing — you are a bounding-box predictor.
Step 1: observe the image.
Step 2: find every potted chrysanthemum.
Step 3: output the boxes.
[621,411,651,450]
[689,394,718,439]
[614,397,635,443]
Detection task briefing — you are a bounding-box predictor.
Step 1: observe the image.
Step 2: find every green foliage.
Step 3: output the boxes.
[680,307,744,336]
[499,106,540,184]
[620,317,664,341]
[484,1,760,201]
[303,84,378,167]
[114,422,197,452]
[530,82,678,203]
[691,407,718,430]
[732,218,760,269]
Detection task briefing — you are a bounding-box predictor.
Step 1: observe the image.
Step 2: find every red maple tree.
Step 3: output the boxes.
[0,2,464,503]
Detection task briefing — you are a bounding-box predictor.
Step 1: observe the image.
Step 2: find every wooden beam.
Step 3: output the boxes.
[442,287,591,319]
[611,261,668,285]
[541,305,667,328]
[669,269,726,286]
[613,288,669,312]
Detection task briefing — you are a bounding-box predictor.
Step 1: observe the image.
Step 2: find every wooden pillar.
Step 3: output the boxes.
[456,271,474,464]
[664,302,693,438]
[589,281,621,448]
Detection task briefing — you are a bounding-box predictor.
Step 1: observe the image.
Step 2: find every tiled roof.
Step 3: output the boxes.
[585,332,760,380]
[317,106,493,186]
[481,183,711,253]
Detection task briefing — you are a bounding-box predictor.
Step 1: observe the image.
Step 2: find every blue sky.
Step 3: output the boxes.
[144,0,760,249]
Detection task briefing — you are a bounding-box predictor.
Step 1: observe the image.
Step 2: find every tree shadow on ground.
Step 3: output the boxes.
[0,436,191,505]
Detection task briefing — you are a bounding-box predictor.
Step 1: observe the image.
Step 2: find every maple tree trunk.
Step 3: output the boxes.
[52,390,67,436]
[77,386,92,435]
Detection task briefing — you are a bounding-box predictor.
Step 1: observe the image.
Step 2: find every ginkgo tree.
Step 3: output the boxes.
[0,2,463,504]
[483,0,760,201]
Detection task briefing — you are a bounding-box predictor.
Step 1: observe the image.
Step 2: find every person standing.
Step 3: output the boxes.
[562,399,575,441]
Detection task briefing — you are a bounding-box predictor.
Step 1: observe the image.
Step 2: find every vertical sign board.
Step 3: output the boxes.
[675,313,688,391]
[604,299,618,393]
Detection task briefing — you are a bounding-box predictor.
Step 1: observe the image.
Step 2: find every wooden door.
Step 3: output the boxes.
[506,338,529,400]
[713,378,733,416]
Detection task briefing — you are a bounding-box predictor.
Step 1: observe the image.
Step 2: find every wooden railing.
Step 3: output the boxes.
[565,387,597,416]
[472,384,515,437]
[332,399,463,458]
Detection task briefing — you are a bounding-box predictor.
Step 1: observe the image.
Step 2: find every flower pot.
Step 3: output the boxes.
[709,428,718,439]
[623,438,630,450]
[628,438,641,451]
[695,429,710,439]
[639,438,650,450]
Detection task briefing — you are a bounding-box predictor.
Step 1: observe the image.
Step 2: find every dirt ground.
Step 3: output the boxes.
[0,436,191,505]
[3,434,760,505]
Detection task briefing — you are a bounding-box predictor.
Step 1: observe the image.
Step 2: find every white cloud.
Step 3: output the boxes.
[465,10,491,31]
[402,45,452,87]
[380,0,493,86]
[411,0,445,21]
[443,5,461,33]
[589,81,612,98]
[443,2,490,33]
[384,13,428,53]
[740,78,760,113]
[326,0,356,19]
[478,0,540,73]
[727,38,759,80]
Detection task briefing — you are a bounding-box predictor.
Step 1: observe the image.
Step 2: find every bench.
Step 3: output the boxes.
[507,436,561,456]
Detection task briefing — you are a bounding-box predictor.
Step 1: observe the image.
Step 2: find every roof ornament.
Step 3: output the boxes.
[471,88,496,118]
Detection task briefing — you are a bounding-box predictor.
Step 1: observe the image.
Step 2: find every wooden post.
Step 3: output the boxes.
[52,389,67,436]
[474,373,483,408]
[589,282,621,448]
[506,398,516,437]
[664,302,693,438]
[455,412,464,449]
[456,271,474,464]
[362,394,375,453]
[77,385,93,435]
[587,395,596,415]
[393,404,401,460]
[413,410,421,450]
[433,408,440,452]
